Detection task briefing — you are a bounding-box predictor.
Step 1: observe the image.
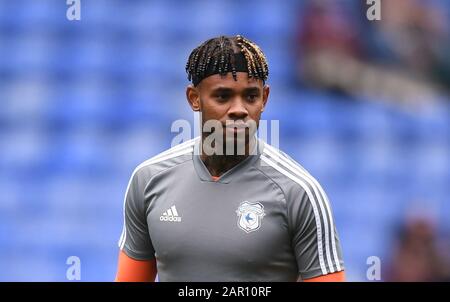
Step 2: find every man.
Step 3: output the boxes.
[115,35,345,282]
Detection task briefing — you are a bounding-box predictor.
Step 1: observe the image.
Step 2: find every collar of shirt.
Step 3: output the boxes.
[192,137,264,183]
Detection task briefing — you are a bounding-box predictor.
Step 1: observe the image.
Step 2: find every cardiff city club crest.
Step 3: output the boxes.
[236,201,265,233]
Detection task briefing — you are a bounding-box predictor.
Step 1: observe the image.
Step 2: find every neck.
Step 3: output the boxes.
[200,136,256,177]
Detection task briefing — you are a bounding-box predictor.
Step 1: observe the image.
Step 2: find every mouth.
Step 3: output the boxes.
[224,121,248,129]
[226,128,246,135]
[224,123,248,134]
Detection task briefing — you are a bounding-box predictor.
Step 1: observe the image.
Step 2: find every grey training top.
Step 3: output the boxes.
[118,137,344,281]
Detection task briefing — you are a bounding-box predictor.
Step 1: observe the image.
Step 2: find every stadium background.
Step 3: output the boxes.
[0,0,449,281]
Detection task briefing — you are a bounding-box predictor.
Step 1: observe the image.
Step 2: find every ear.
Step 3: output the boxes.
[261,84,270,113]
[186,84,201,112]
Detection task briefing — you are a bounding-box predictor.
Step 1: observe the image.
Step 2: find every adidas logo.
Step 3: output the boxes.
[159,205,182,222]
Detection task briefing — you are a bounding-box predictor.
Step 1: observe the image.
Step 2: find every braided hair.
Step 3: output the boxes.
[186,35,269,86]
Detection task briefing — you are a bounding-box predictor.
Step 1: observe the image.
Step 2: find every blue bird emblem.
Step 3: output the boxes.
[236,201,265,233]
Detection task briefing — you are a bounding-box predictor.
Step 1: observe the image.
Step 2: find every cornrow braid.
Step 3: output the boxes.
[186,35,269,86]
[238,35,269,80]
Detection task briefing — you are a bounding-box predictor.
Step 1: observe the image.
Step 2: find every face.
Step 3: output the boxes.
[186,72,270,152]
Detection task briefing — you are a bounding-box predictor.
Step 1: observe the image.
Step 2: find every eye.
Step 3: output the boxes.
[247,94,259,102]
[216,93,230,102]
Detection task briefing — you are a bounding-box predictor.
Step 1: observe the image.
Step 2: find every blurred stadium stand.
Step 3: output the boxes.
[0,0,449,281]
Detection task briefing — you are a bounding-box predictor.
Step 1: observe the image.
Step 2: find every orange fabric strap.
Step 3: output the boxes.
[115,250,157,282]
[303,271,346,282]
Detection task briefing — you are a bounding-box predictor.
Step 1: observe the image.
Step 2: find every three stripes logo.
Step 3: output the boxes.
[160,205,182,222]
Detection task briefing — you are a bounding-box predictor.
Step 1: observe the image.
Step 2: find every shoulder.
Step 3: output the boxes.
[257,141,328,204]
[129,137,198,183]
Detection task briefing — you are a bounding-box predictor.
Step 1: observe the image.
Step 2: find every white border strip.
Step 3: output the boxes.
[119,145,194,250]
[263,146,340,272]
[261,154,328,275]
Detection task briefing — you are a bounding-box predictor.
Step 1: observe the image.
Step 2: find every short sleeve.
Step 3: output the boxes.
[118,168,155,260]
[288,185,345,280]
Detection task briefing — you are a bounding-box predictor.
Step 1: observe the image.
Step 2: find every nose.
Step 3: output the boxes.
[228,98,248,120]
